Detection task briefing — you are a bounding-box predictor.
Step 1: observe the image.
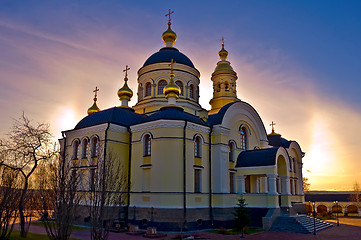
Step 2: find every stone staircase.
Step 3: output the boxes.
[270,215,333,234]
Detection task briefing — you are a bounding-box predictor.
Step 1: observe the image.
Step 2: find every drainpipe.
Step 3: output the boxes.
[126,127,132,223]
[100,123,111,226]
[183,120,188,230]
[208,126,213,226]
[61,131,67,177]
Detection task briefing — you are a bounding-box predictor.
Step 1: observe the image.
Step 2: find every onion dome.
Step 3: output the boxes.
[117,76,133,101]
[214,42,234,72]
[87,97,100,115]
[164,72,181,99]
[162,22,177,47]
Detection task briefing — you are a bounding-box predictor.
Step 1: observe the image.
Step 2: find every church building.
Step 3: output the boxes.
[59,13,306,231]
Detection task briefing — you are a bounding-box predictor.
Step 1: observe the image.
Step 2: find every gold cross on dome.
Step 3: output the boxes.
[165,9,174,23]
[123,65,130,79]
[221,36,225,45]
[270,121,276,132]
[169,59,175,74]
[93,86,99,99]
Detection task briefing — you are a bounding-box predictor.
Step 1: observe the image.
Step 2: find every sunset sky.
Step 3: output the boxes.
[0,1,360,191]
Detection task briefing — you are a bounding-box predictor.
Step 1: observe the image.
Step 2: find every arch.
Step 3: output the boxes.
[228,140,236,162]
[306,204,313,214]
[331,204,343,213]
[72,139,80,160]
[225,81,230,91]
[81,137,89,159]
[317,205,328,214]
[276,147,290,176]
[145,82,152,97]
[175,80,184,96]
[189,84,195,99]
[157,79,167,95]
[143,133,152,157]
[90,135,99,158]
[346,205,358,214]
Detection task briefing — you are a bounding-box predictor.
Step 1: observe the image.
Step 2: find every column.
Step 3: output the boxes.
[236,174,245,194]
[280,176,291,195]
[152,84,156,97]
[267,174,278,194]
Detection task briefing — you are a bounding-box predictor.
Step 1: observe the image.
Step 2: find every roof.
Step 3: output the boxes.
[74,107,146,129]
[236,147,279,168]
[145,106,206,125]
[142,47,195,68]
[74,106,206,130]
[305,193,352,202]
[207,102,237,126]
[268,134,292,148]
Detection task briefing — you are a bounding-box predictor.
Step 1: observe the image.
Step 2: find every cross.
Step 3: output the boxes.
[123,65,130,79]
[165,9,174,23]
[168,59,175,74]
[220,36,225,45]
[93,86,99,99]
[270,121,276,132]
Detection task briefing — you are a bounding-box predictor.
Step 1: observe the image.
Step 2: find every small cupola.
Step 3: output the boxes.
[87,87,100,115]
[117,65,133,108]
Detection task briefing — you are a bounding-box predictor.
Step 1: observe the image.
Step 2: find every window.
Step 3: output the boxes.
[189,84,195,99]
[240,126,247,151]
[91,137,98,158]
[175,81,183,95]
[82,139,88,159]
[89,169,95,191]
[144,134,151,156]
[194,136,201,158]
[145,82,152,97]
[245,175,250,193]
[217,83,221,92]
[157,80,167,94]
[194,169,201,193]
[72,140,79,160]
[229,141,235,162]
[225,82,229,91]
[230,172,235,193]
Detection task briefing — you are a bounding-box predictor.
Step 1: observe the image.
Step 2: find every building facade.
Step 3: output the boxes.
[59,18,306,230]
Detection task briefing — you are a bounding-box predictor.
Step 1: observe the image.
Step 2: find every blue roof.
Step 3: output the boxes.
[74,107,146,129]
[236,147,279,168]
[207,102,237,126]
[145,106,206,125]
[268,134,292,148]
[142,47,195,68]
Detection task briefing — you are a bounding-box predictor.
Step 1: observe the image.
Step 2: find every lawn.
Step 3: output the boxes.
[32,221,87,231]
[207,227,263,235]
[10,230,82,240]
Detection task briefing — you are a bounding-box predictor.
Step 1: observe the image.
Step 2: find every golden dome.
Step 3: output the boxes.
[87,98,100,115]
[162,22,177,46]
[164,73,181,98]
[214,61,234,72]
[219,44,228,60]
[117,77,133,101]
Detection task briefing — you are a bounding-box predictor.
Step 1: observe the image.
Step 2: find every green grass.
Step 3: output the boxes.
[32,221,87,231]
[9,230,82,240]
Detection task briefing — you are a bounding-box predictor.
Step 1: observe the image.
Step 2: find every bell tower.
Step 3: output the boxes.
[209,38,239,115]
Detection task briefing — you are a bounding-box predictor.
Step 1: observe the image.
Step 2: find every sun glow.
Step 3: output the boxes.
[53,107,77,139]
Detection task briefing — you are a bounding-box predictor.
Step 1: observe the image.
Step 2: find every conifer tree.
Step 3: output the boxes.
[234,197,250,238]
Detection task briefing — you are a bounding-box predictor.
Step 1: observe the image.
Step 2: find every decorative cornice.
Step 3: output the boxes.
[212,125,230,135]
[131,119,185,132]
[64,123,108,139]
[187,122,210,134]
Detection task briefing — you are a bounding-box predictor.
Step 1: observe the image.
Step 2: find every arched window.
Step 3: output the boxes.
[157,80,167,95]
[229,141,235,162]
[175,80,183,95]
[72,140,79,160]
[145,82,152,97]
[144,134,151,156]
[82,139,89,159]
[91,137,98,158]
[189,84,195,99]
[225,82,229,91]
[217,83,221,92]
[240,126,247,151]
[194,136,201,158]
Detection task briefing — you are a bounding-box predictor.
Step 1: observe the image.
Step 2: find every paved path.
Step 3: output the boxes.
[19,219,361,240]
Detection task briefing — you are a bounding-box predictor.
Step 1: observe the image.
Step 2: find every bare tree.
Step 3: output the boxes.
[0,166,21,239]
[0,113,54,237]
[86,148,127,240]
[302,177,310,193]
[36,152,81,240]
[349,181,360,207]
